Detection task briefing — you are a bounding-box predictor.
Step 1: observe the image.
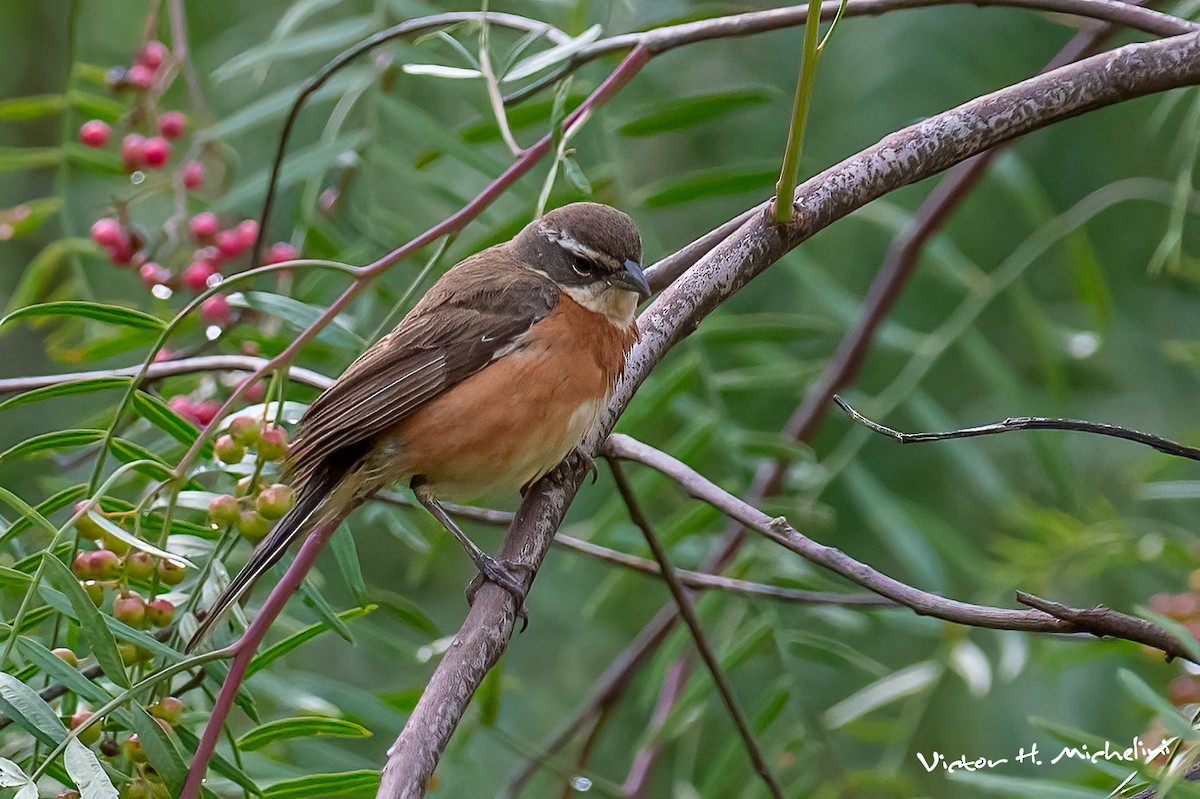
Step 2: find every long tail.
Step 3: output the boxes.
[187,466,342,651]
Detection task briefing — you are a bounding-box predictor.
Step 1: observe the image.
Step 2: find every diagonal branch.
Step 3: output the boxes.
[608,460,784,799]
[606,434,1198,659]
[383,30,1200,799]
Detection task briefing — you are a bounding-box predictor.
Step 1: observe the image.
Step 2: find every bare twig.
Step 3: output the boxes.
[390,31,1200,798]
[0,355,331,395]
[504,0,1196,104]
[371,490,891,606]
[834,395,1200,460]
[606,434,1198,658]
[608,460,784,799]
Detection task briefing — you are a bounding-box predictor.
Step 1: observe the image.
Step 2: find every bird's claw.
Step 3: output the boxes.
[564,447,597,484]
[466,556,532,631]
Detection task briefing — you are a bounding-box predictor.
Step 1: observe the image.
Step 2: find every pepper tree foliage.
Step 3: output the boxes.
[2,1,1200,797]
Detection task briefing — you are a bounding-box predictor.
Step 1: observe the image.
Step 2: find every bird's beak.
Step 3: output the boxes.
[608,259,651,300]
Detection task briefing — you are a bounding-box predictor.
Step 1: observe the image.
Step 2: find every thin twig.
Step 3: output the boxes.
[608,460,784,799]
[371,490,892,606]
[834,395,1200,460]
[0,355,331,395]
[605,434,1199,659]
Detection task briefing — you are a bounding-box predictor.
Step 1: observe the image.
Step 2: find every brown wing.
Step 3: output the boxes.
[286,247,559,481]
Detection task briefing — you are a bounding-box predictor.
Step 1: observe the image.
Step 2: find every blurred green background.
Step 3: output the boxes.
[3,1,1200,797]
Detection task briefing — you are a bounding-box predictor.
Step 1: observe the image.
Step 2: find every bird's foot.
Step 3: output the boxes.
[466,556,532,631]
[564,447,598,484]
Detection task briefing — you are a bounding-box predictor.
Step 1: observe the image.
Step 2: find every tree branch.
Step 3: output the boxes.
[606,434,1198,658]
[608,460,784,799]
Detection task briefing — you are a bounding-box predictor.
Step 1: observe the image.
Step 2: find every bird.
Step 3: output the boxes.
[188,202,649,648]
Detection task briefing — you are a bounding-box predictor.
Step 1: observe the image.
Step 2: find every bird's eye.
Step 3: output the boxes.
[571,256,593,277]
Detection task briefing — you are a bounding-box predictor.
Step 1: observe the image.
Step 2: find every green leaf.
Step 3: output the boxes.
[16,637,120,711]
[640,166,778,208]
[0,671,68,746]
[297,578,354,643]
[237,716,371,751]
[0,565,32,587]
[562,156,592,196]
[83,512,196,568]
[0,484,71,540]
[619,89,773,136]
[247,605,375,677]
[1,196,64,239]
[0,756,33,788]
[67,89,124,121]
[822,661,943,729]
[331,524,367,604]
[263,770,380,798]
[0,95,65,120]
[213,16,376,81]
[0,146,61,172]
[1118,668,1198,741]
[1,301,165,331]
[64,738,119,798]
[107,439,181,482]
[230,291,364,349]
[174,726,263,796]
[64,142,124,175]
[128,703,188,793]
[6,239,93,311]
[0,376,131,414]
[0,428,104,461]
[40,554,131,688]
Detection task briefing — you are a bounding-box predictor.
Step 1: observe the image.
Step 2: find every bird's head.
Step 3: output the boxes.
[514,202,649,326]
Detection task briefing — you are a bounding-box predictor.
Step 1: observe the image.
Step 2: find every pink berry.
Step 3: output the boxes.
[146,598,175,628]
[168,395,197,423]
[264,242,297,265]
[158,111,186,139]
[120,134,146,172]
[257,425,289,461]
[91,550,123,581]
[182,160,204,189]
[107,240,134,266]
[189,212,219,242]
[141,136,170,168]
[153,348,176,363]
[201,294,232,325]
[78,120,110,148]
[235,219,259,249]
[215,229,245,258]
[182,260,217,292]
[137,40,168,71]
[90,218,123,248]
[127,64,154,90]
[191,400,221,426]
[139,261,170,288]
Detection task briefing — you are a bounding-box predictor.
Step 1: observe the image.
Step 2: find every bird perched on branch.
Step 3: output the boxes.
[189,202,649,648]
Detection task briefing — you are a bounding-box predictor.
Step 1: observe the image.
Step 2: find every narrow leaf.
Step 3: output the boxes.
[248,605,375,676]
[0,429,104,461]
[619,89,773,137]
[263,770,380,798]
[0,671,68,746]
[640,166,778,208]
[132,390,209,454]
[64,738,119,798]
[229,291,364,348]
[331,524,367,604]
[0,94,65,120]
[0,376,130,414]
[84,512,195,568]
[237,716,371,751]
[0,146,61,171]
[1,301,164,331]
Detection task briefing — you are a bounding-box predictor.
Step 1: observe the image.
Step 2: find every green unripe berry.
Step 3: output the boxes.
[207,493,241,527]
[124,551,156,581]
[146,597,175,627]
[256,424,288,461]
[74,502,105,540]
[227,415,262,446]
[255,484,296,520]
[82,580,105,606]
[237,509,273,542]
[52,647,79,667]
[113,594,147,628]
[148,695,184,726]
[214,434,246,464]
[157,559,186,585]
[69,710,100,746]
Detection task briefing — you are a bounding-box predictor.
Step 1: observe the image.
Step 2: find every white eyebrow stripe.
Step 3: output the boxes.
[540,226,620,269]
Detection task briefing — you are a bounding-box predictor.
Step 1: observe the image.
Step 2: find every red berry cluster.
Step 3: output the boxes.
[207,415,295,542]
[78,38,300,328]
